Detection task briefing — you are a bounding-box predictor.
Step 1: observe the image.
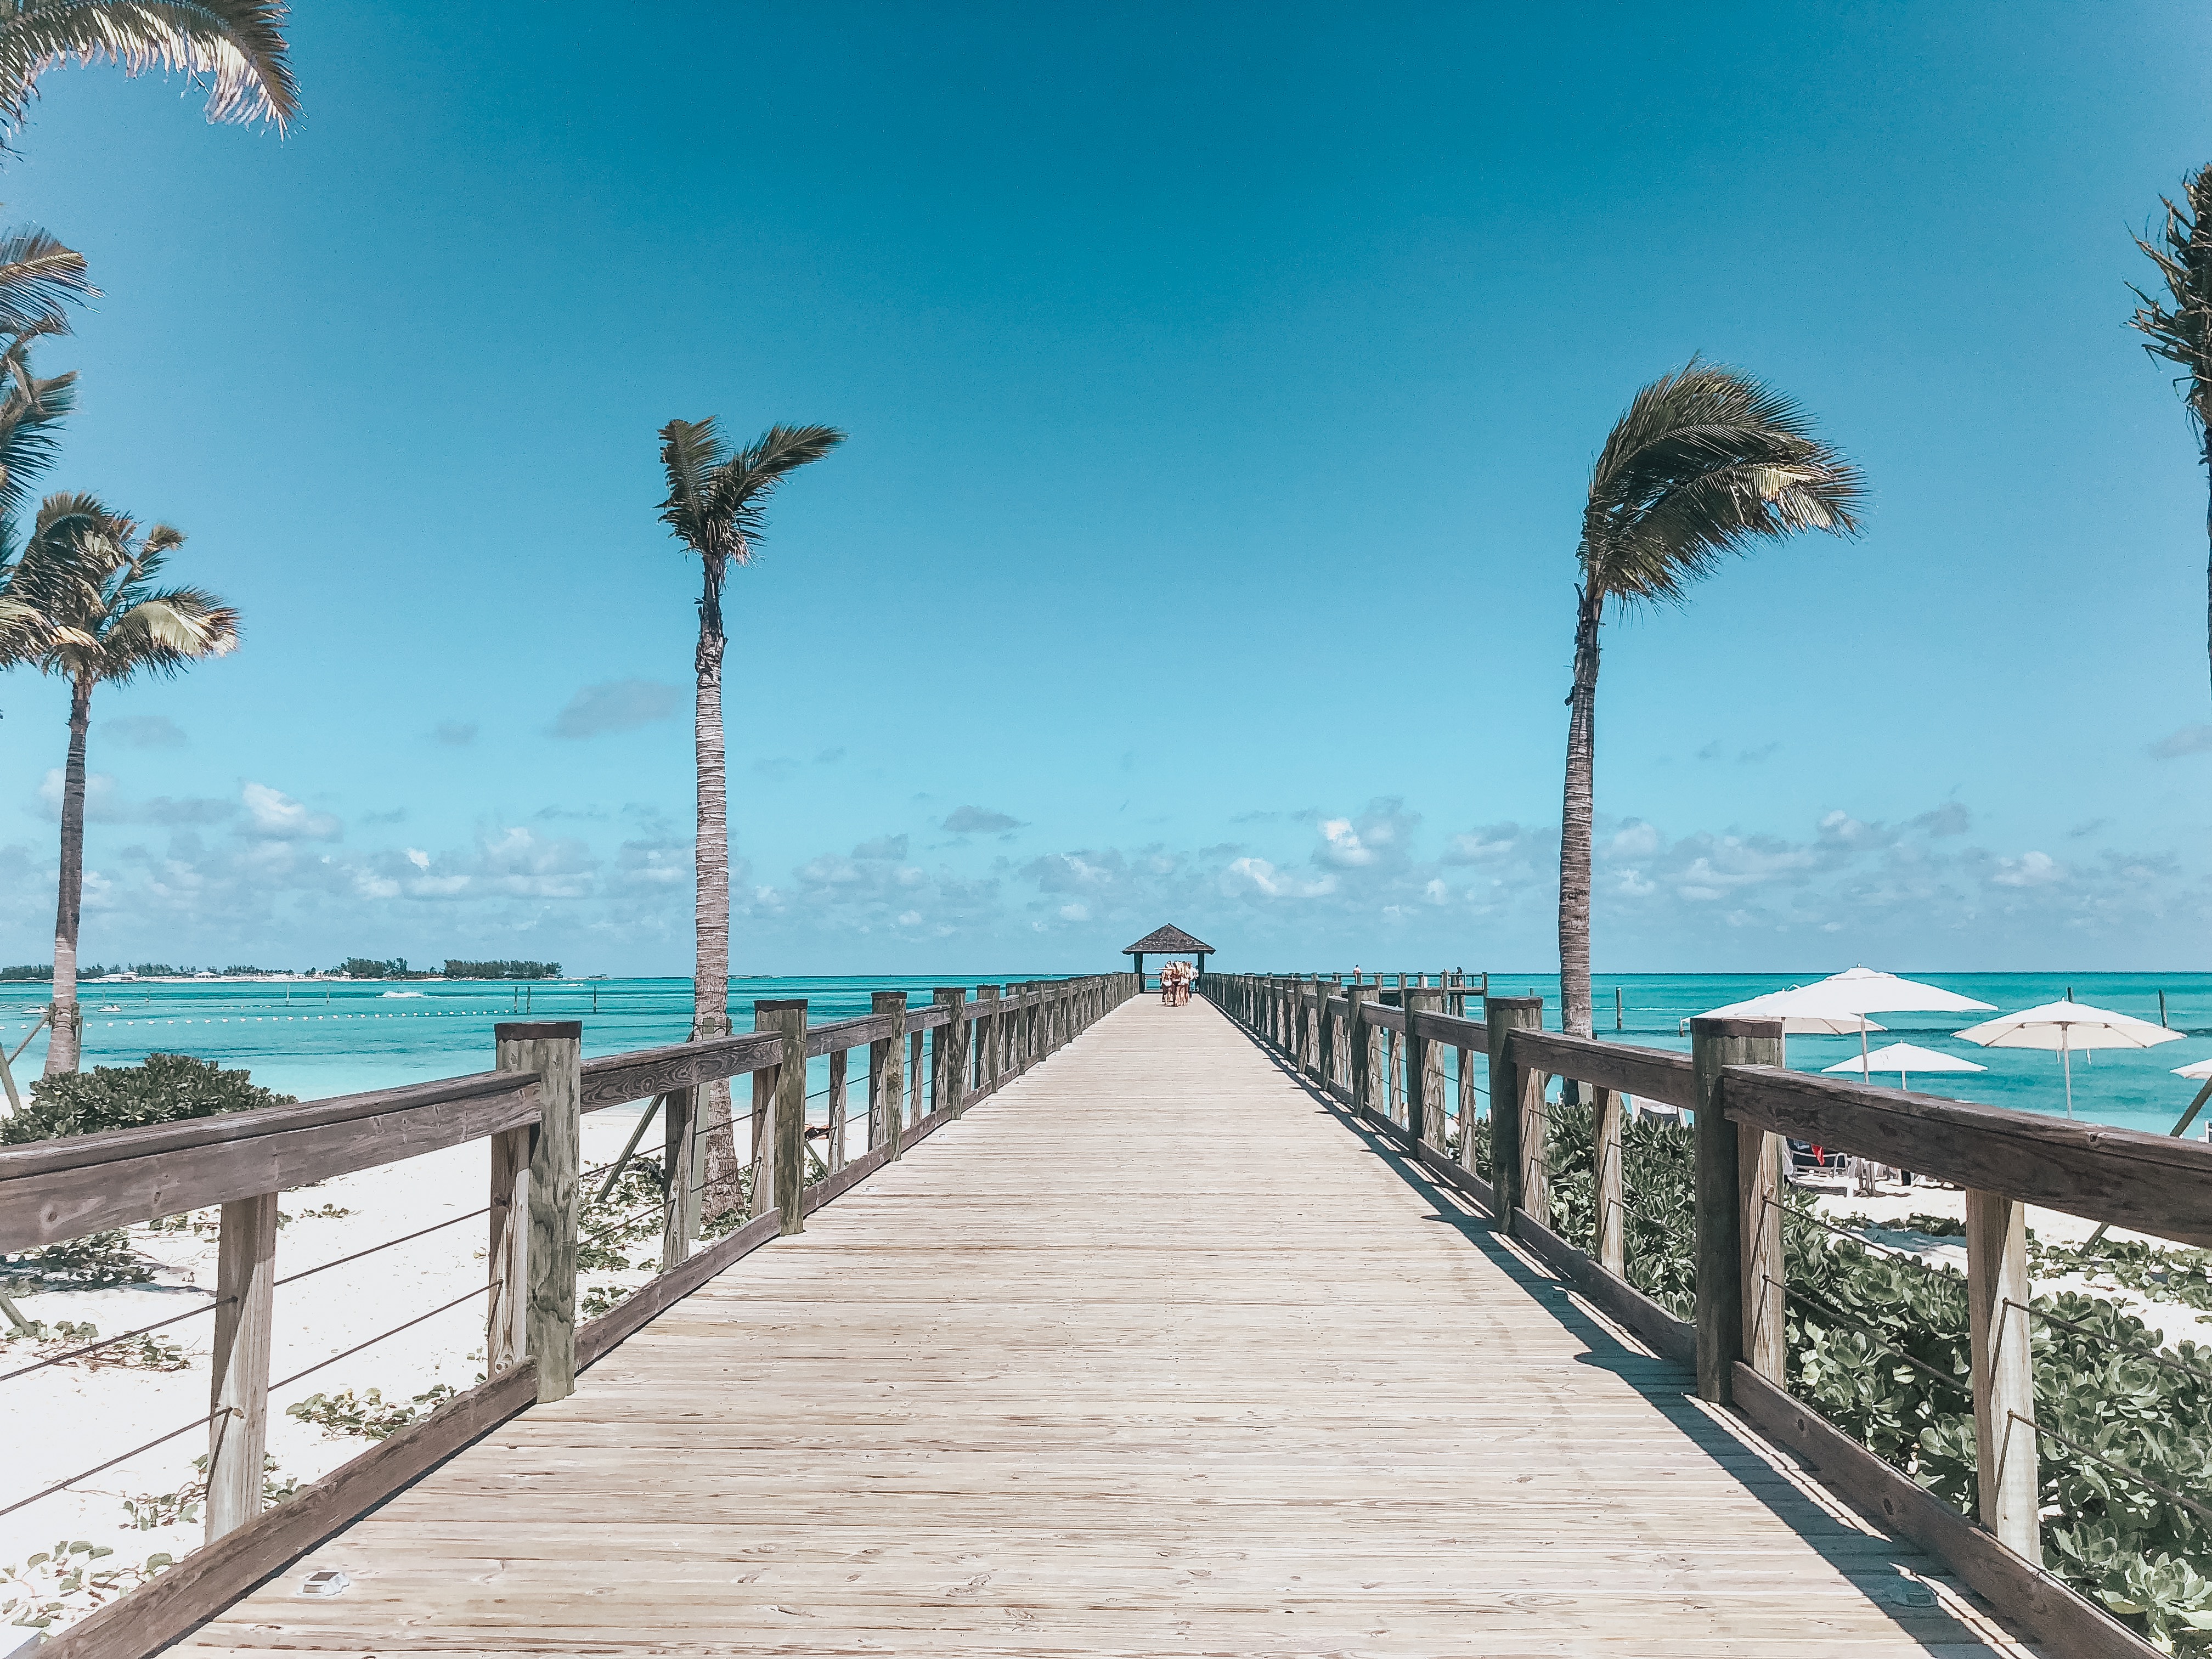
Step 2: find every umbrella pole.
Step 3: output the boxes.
[2062,1032,2073,1119]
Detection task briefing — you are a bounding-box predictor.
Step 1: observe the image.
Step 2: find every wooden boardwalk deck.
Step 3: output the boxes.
[182,997,2036,1657]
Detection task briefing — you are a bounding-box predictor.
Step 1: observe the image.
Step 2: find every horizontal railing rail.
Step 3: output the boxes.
[12,970,1141,1659]
[1201,969,2181,1659]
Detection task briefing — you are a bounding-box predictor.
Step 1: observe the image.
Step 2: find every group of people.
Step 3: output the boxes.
[1158,961,1195,1005]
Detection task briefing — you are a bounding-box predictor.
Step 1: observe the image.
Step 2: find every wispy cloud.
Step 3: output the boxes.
[944,805,1024,834]
[551,680,681,740]
[103,715,186,751]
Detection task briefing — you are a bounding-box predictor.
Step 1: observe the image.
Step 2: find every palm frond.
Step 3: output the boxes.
[0,0,298,138]
[657,416,730,556]
[0,224,91,334]
[1580,362,1863,610]
[2128,165,2212,432]
[0,354,70,524]
[712,423,845,558]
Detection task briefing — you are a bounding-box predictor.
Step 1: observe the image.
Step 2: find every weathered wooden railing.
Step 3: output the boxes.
[1203,969,2210,1659]
[0,971,1138,1658]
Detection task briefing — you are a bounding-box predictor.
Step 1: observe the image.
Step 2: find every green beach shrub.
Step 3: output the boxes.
[1,1052,295,1145]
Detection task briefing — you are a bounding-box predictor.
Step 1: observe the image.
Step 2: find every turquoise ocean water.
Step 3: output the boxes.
[2,970,2209,1137]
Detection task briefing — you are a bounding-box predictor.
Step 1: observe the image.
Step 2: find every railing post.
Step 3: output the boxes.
[826,1046,848,1173]
[1595,1087,1626,1278]
[907,1024,924,1125]
[1689,1015,1781,1406]
[1454,1040,1479,1173]
[756,999,807,1233]
[496,1019,581,1403]
[1388,976,1407,1128]
[1317,977,1335,1087]
[749,1003,777,1220]
[934,986,967,1118]
[1407,988,1443,1149]
[488,1111,528,1374]
[871,991,907,1161]
[1968,1188,2042,1562]
[661,1086,700,1270]
[1484,996,1541,1232]
[974,985,1000,1099]
[1346,983,1374,1116]
[205,1190,277,1542]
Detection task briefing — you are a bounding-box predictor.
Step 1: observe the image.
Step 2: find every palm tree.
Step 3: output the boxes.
[2,494,237,1073]
[1558,363,1863,1039]
[0,319,72,648]
[2129,165,2212,701]
[657,419,843,1215]
[0,0,298,140]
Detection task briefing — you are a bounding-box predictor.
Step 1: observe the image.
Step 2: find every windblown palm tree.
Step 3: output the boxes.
[0,0,297,139]
[657,419,843,1215]
[2129,165,2212,701]
[3,494,237,1073]
[1558,363,1863,1039]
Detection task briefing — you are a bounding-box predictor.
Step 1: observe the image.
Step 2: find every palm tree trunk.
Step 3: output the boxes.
[692,575,742,1222]
[2203,432,2210,704]
[1556,592,1601,1042]
[44,677,91,1076]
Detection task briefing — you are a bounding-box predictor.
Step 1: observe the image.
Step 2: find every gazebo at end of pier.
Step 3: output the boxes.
[1123,922,1213,985]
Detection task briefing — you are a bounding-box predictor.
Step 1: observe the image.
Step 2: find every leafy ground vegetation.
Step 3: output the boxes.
[1536,1102,2212,1652]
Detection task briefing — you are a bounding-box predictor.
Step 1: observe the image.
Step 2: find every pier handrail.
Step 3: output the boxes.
[1203,969,2189,1659]
[5,971,1140,1659]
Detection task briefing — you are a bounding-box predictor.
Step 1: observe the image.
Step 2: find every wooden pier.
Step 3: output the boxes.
[178,997,2021,1656]
[13,966,2207,1655]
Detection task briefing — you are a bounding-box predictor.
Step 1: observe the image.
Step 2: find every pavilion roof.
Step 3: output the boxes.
[1122,924,1215,956]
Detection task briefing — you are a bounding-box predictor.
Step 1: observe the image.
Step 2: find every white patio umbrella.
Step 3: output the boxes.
[2175,1058,2212,1080]
[1954,1001,2182,1118]
[1706,967,1994,1070]
[1822,1041,1986,1090]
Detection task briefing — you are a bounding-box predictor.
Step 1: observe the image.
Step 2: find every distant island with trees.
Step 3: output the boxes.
[0,957,566,982]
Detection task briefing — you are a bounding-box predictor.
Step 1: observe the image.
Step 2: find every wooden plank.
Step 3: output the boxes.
[658,1086,699,1272]
[1595,1086,1626,1277]
[1722,1064,2212,1245]
[1406,1003,1487,1052]
[1740,1092,1786,1387]
[1967,1188,2040,1563]
[758,1000,807,1235]
[580,1033,782,1111]
[1485,996,1541,1237]
[204,1191,278,1543]
[486,1122,528,1373]
[499,1020,582,1404]
[0,1074,540,1251]
[1692,1017,1781,1404]
[804,1011,899,1059]
[870,991,907,1163]
[1509,1026,1696,1109]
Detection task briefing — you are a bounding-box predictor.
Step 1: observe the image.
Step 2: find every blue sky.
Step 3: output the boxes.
[0,1,2207,975]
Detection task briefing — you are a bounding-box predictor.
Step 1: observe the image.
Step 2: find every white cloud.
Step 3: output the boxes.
[1990,850,2061,888]
[242,782,342,842]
